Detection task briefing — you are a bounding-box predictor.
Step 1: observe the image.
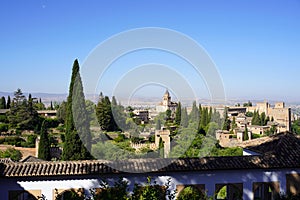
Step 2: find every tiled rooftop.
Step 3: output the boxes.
[0,132,299,177]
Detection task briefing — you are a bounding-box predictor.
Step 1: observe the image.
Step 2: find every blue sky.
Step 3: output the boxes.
[0,0,299,102]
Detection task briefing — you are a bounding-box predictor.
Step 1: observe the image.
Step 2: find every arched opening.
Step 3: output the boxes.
[215,183,242,200]
[177,185,206,200]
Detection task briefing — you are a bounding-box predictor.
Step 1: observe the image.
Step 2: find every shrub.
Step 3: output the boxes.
[0,123,8,132]
[177,186,209,200]
[0,115,8,123]
[0,147,22,161]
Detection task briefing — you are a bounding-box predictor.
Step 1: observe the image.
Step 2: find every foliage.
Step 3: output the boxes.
[180,107,188,128]
[44,118,60,128]
[174,101,181,125]
[91,178,129,200]
[62,59,92,161]
[0,123,8,132]
[131,177,166,200]
[25,134,37,148]
[114,133,126,143]
[0,136,26,146]
[177,186,211,200]
[156,119,162,130]
[0,96,6,109]
[56,101,67,123]
[222,107,230,131]
[252,111,269,126]
[0,115,8,123]
[189,101,199,124]
[96,94,119,132]
[231,117,237,130]
[6,96,11,109]
[38,121,51,160]
[7,89,40,130]
[243,101,252,107]
[85,100,98,126]
[292,119,300,135]
[245,111,253,117]
[243,126,249,141]
[55,188,85,200]
[0,147,22,161]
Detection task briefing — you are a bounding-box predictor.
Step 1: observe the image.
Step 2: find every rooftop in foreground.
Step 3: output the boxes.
[1,132,299,177]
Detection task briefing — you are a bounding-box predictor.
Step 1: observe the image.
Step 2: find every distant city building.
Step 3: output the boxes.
[133,110,149,124]
[37,110,57,119]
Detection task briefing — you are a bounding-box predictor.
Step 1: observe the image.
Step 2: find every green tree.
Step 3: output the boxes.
[231,117,237,130]
[0,148,22,161]
[165,109,171,121]
[57,101,67,123]
[243,101,252,107]
[175,101,181,125]
[62,59,92,161]
[96,95,119,131]
[6,95,11,109]
[159,137,164,158]
[180,107,189,128]
[34,97,46,110]
[251,110,261,125]
[38,121,51,160]
[189,101,199,124]
[222,107,230,131]
[0,96,6,109]
[49,101,54,110]
[85,100,98,126]
[7,89,40,130]
[156,119,161,130]
[243,125,249,141]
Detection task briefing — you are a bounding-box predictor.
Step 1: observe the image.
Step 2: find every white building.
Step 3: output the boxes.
[0,132,300,200]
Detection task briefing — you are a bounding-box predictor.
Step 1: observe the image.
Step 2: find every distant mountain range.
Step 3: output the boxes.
[1,91,299,107]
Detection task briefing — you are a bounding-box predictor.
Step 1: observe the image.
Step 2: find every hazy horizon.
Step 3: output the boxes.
[1,1,299,101]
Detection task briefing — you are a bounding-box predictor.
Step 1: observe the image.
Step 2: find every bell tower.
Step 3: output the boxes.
[162,89,171,106]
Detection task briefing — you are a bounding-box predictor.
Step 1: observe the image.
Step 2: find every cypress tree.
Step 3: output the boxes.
[0,96,6,109]
[159,137,164,158]
[180,107,188,128]
[243,125,249,141]
[189,101,199,124]
[6,96,11,109]
[174,102,181,125]
[222,107,230,131]
[38,121,51,160]
[156,119,161,130]
[50,101,54,110]
[96,95,119,132]
[62,59,92,160]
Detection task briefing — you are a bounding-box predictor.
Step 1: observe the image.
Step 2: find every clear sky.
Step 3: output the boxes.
[1,0,299,102]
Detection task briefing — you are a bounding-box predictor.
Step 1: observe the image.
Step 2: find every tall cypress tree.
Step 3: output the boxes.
[189,101,199,124]
[0,96,6,109]
[175,102,181,125]
[6,96,11,109]
[38,121,51,161]
[62,59,92,160]
[180,107,188,128]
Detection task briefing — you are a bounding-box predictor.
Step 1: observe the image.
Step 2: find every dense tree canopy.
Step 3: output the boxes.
[7,89,40,130]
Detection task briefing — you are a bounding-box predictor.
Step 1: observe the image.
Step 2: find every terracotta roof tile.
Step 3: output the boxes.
[1,132,300,177]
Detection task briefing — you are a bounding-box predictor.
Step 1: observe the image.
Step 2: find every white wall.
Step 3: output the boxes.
[1,168,299,200]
